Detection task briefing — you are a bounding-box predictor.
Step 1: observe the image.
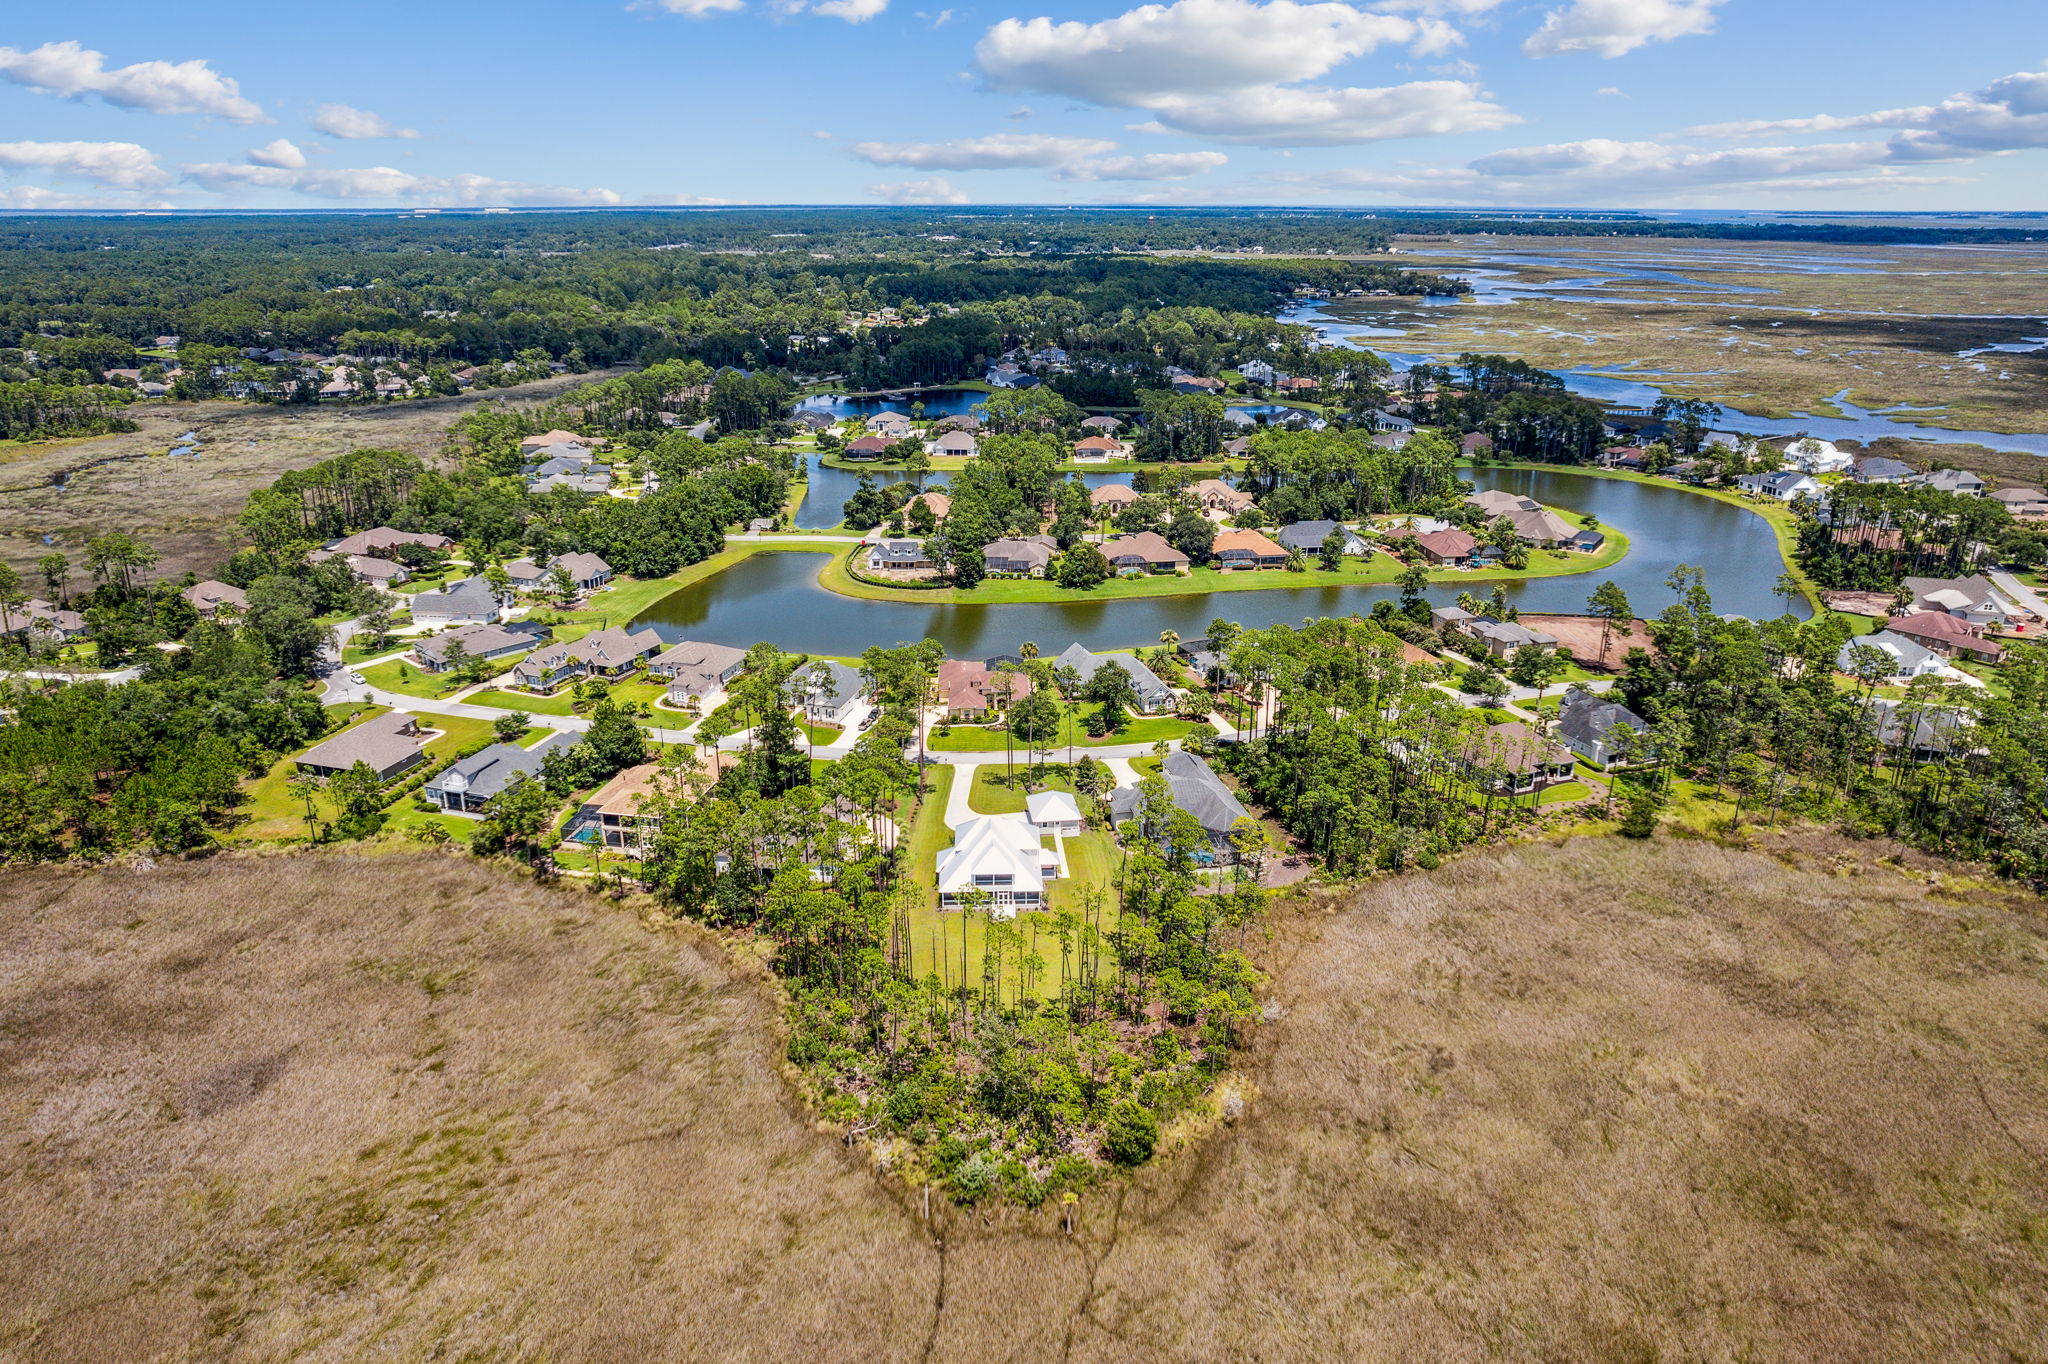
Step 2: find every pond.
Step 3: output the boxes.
[795,456,1133,530]
[795,390,990,420]
[640,466,1801,657]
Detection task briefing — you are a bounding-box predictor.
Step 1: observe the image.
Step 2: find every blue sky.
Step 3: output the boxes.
[1,1,2044,210]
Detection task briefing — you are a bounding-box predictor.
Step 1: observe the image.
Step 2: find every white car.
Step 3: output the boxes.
[349,672,366,685]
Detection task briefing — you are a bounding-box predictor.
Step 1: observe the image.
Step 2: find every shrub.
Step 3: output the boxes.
[1103,1100,1159,1166]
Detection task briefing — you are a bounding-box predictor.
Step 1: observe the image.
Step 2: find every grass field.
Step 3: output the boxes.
[964,765,1079,815]
[234,702,389,840]
[927,706,1196,752]
[7,834,2046,1360]
[358,656,467,699]
[467,687,575,715]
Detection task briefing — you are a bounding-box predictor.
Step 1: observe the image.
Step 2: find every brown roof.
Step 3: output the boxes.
[1190,478,1251,506]
[1074,436,1123,452]
[326,527,452,557]
[1090,483,1139,506]
[1459,720,1572,776]
[909,490,951,518]
[1886,611,2002,657]
[1212,528,1287,559]
[183,579,247,613]
[588,762,663,820]
[1416,529,1478,559]
[297,712,425,775]
[1101,531,1188,567]
[845,435,891,454]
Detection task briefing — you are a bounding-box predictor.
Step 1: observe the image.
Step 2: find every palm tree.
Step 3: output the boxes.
[1019,641,1039,661]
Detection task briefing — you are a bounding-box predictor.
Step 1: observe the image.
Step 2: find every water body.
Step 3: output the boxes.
[638,467,1798,656]
[794,390,988,420]
[793,456,1133,530]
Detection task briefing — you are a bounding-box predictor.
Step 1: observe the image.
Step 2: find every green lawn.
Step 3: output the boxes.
[235,703,390,841]
[965,766,1079,815]
[468,687,576,715]
[1533,780,1593,807]
[927,706,1196,752]
[359,656,471,699]
[797,719,844,747]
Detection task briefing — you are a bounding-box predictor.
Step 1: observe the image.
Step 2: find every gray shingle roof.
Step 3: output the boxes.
[1109,750,1250,838]
[427,732,581,804]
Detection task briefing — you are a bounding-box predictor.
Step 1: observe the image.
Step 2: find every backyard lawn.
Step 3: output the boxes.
[359,657,471,699]
[965,765,1080,815]
[928,706,1197,752]
[468,687,576,716]
[235,703,390,840]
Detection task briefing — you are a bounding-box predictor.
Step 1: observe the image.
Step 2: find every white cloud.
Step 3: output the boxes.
[1007,105,1034,119]
[1142,79,1515,145]
[1374,0,1510,11]
[640,0,748,14]
[1522,0,1723,58]
[246,138,308,169]
[647,191,747,204]
[847,132,1118,169]
[183,160,620,205]
[0,140,166,188]
[0,184,175,210]
[978,0,1421,106]
[1596,86,1625,97]
[866,177,970,204]
[1688,64,2048,160]
[1051,151,1229,180]
[813,0,890,18]
[310,103,421,140]
[0,40,265,122]
[974,0,1507,147]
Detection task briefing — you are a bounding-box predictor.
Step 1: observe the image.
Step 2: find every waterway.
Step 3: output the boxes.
[794,456,1131,530]
[640,466,1798,657]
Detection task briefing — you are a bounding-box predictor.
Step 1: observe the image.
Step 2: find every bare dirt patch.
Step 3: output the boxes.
[5,836,2047,1361]
[0,369,626,580]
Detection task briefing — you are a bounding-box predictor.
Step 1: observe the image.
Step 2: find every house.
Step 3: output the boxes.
[1852,455,1918,484]
[411,622,541,672]
[1839,630,1949,680]
[842,434,893,460]
[1211,527,1289,569]
[1171,375,1226,395]
[1099,532,1189,575]
[1990,486,2048,518]
[408,576,506,627]
[1276,376,1318,394]
[866,539,933,572]
[1027,790,1085,836]
[1372,431,1414,451]
[907,490,951,522]
[1914,468,1986,497]
[933,414,985,434]
[1467,489,1539,517]
[1497,506,1579,547]
[426,732,583,815]
[1056,642,1173,713]
[1555,688,1648,767]
[1222,436,1254,457]
[324,527,452,559]
[0,597,87,640]
[1414,528,1479,566]
[985,364,1037,389]
[646,639,748,699]
[936,813,1062,915]
[296,712,428,782]
[1736,471,1822,502]
[501,557,552,592]
[928,430,979,458]
[1779,436,1853,474]
[344,555,409,588]
[1090,483,1140,512]
[791,410,839,432]
[983,534,1057,577]
[1177,636,1236,686]
[865,412,914,438]
[1884,611,2004,662]
[1072,435,1127,462]
[1461,432,1494,455]
[1430,604,1476,632]
[510,626,662,692]
[1457,721,1576,794]
[555,552,613,591]
[1188,478,1253,514]
[1866,698,1974,761]
[938,658,1031,719]
[526,469,613,496]
[1902,575,2026,627]
[1108,750,1251,856]
[1239,360,1278,384]
[1273,520,1368,557]
[582,762,663,852]
[520,429,594,454]
[1570,527,1606,553]
[1465,618,1560,660]
[1371,410,1417,433]
[793,659,867,726]
[1028,345,1070,368]
[182,579,247,617]
[1079,415,1123,433]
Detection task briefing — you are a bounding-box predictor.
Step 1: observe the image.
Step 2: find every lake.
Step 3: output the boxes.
[641,466,1799,657]
[796,456,1132,530]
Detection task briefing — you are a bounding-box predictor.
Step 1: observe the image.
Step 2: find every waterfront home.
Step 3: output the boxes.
[983,534,1057,577]
[1090,483,1140,512]
[1736,471,1821,502]
[937,813,1060,916]
[324,527,452,558]
[1467,489,1538,517]
[409,575,506,627]
[411,622,542,672]
[182,579,247,617]
[1274,520,1368,556]
[0,597,87,641]
[843,435,893,460]
[296,712,427,782]
[1056,642,1173,712]
[1496,505,1578,547]
[1189,478,1253,514]
[1072,435,1128,462]
[1027,790,1085,836]
[907,490,951,522]
[866,539,932,572]
[1914,468,1986,497]
[1414,528,1478,567]
[426,732,583,815]
[1556,688,1648,767]
[1570,527,1606,553]
[865,412,913,438]
[938,658,1031,719]
[1465,618,1561,660]
[1171,375,1225,395]
[933,414,984,434]
[1099,531,1189,575]
[646,639,749,699]
[1883,611,2004,662]
[1839,630,1948,680]
[1211,528,1289,569]
[1108,750,1250,857]
[1177,635,1237,686]
[792,659,867,726]
[1779,436,1853,474]
[985,363,1037,388]
[1458,721,1576,795]
[546,552,614,591]
[928,430,979,458]
[1431,604,1476,633]
[1902,575,2026,627]
[792,410,838,432]
[1990,486,2048,519]
[580,762,663,852]
[1852,455,1917,484]
[509,626,662,692]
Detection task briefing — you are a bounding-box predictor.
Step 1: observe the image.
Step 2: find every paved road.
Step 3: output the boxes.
[1990,569,2048,619]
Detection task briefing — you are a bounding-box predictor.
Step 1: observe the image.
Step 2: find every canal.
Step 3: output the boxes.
[639,466,1800,657]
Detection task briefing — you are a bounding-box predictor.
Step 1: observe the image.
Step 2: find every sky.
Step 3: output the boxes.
[0,1,2044,212]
